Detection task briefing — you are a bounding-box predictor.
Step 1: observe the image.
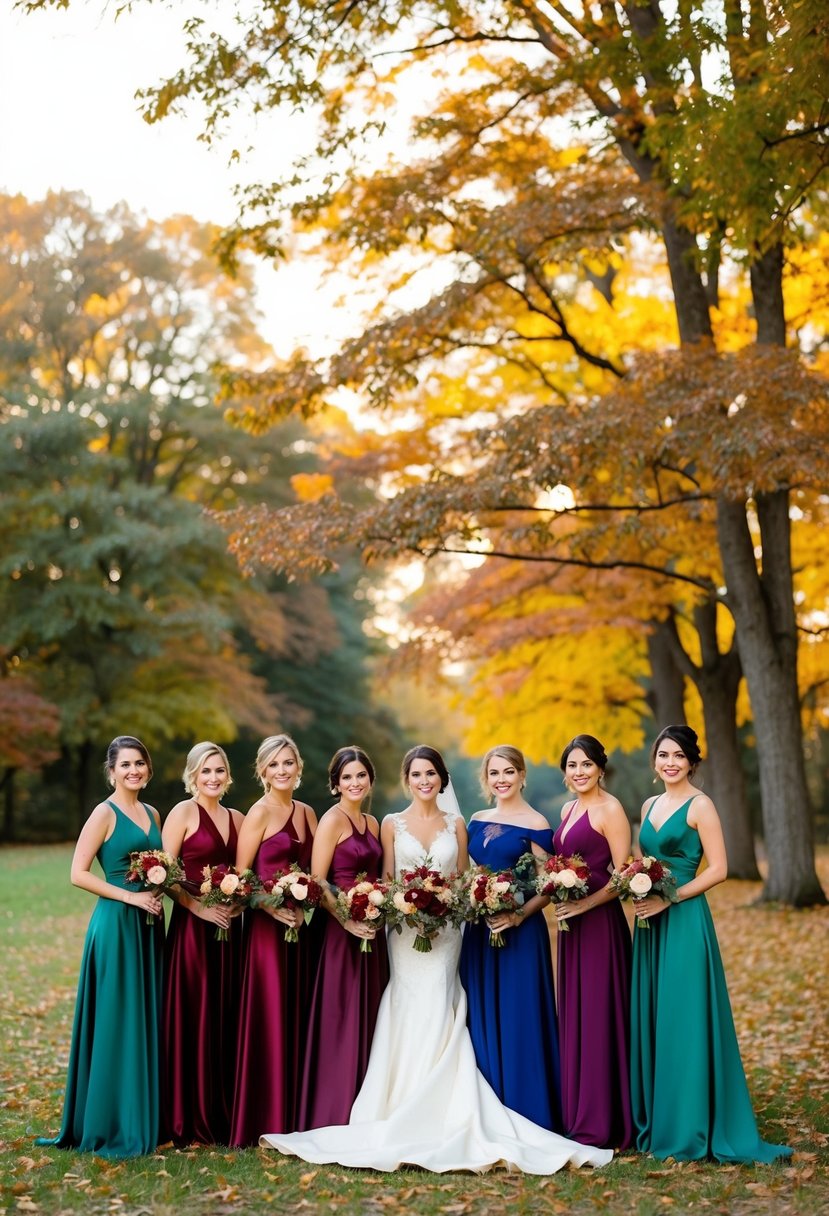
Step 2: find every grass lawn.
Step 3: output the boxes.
[1,844,827,1215]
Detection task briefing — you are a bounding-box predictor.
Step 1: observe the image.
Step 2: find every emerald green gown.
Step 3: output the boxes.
[630,796,791,1163]
[37,801,164,1157]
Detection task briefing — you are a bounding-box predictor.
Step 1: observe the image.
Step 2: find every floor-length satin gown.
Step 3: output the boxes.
[630,796,791,1162]
[297,820,389,1130]
[37,802,163,1158]
[229,816,315,1146]
[261,810,612,1173]
[162,804,240,1145]
[553,806,633,1149]
[460,820,562,1131]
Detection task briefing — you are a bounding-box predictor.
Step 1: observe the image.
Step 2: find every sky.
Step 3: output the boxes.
[0,0,353,357]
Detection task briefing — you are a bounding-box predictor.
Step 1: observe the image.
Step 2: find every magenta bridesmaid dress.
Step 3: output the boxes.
[553,807,633,1148]
[297,823,389,1130]
[229,816,317,1146]
[162,805,240,1145]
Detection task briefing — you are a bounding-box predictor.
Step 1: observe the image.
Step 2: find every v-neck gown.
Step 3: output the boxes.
[459,820,562,1131]
[630,797,792,1162]
[37,801,164,1158]
[162,804,240,1145]
[297,820,389,1131]
[230,815,316,1146]
[553,806,632,1149]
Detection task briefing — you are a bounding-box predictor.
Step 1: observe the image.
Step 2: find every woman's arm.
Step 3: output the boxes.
[71,804,162,917]
[635,794,726,920]
[380,815,396,881]
[555,799,631,924]
[454,817,469,872]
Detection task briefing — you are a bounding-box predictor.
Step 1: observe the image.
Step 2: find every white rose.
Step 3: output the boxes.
[437,888,454,905]
[629,873,653,896]
[365,905,381,920]
[200,879,211,895]
[368,889,385,906]
[147,865,167,885]
[290,882,308,901]
[219,873,240,896]
[494,880,511,894]
[556,869,578,889]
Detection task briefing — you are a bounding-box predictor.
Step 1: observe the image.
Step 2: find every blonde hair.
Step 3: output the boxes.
[182,741,232,798]
[255,734,304,791]
[479,744,527,798]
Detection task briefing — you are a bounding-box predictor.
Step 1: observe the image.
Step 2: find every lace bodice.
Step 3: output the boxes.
[390,809,460,878]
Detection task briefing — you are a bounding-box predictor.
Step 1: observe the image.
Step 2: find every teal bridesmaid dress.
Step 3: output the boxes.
[630,796,791,1163]
[37,801,164,1157]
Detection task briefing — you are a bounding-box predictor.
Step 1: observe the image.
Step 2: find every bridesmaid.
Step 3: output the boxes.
[459,743,562,1131]
[630,724,792,1162]
[37,736,164,1157]
[553,734,633,1149]
[297,745,389,1130]
[161,741,244,1145]
[230,734,318,1146]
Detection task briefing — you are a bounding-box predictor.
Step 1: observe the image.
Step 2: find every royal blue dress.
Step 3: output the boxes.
[460,819,562,1131]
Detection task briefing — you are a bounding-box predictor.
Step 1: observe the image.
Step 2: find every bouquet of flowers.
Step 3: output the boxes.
[199,864,258,941]
[461,864,527,948]
[385,863,459,953]
[611,855,679,929]
[536,853,591,931]
[335,874,389,953]
[126,849,184,924]
[252,865,324,943]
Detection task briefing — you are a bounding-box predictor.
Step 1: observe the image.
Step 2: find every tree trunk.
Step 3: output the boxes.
[1,769,15,843]
[716,493,825,904]
[645,619,687,725]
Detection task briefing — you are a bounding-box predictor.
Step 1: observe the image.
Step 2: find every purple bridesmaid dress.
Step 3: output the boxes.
[162,805,240,1145]
[298,823,389,1130]
[229,817,317,1146]
[553,807,633,1149]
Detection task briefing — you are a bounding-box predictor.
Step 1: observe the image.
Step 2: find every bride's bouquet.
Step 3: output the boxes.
[460,863,527,948]
[252,865,324,943]
[126,848,184,924]
[386,862,459,953]
[611,855,678,929]
[536,853,590,931]
[199,864,258,941]
[336,875,390,953]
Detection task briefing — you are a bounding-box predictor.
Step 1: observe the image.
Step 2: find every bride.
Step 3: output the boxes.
[261,745,612,1173]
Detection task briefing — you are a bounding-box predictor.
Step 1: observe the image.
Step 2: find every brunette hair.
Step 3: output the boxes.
[401,745,450,794]
[559,734,608,774]
[479,744,527,797]
[255,734,304,791]
[104,735,153,784]
[182,741,232,797]
[650,724,703,773]
[328,746,376,794]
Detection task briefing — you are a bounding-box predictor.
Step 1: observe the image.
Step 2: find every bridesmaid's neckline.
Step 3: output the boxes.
[107,799,153,838]
[196,801,233,848]
[558,801,594,847]
[647,794,695,834]
[262,799,301,843]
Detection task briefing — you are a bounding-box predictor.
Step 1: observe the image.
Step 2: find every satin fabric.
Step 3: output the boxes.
[229,820,316,1146]
[460,821,563,1131]
[37,802,164,1158]
[630,797,791,1162]
[553,807,633,1149]
[162,804,240,1145]
[297,822,389,1130]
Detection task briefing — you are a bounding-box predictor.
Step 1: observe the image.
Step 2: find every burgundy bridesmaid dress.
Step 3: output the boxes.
[553,807,633,1149]
[298,823,389,1130]
[162,805,240,1145]
[230,817,317,1146]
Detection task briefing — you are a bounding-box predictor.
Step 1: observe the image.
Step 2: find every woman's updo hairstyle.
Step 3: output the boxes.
[559,734,608,774]
[479,744,527,798]
[104,735,153,785]
[650,724,703,774]
[182,741,232,797]
[328,746,376,795]
[401,745,450,794]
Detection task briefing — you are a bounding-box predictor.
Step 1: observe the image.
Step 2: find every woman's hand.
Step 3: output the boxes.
[127,890,163,917]
[196,902,231,930]
[555,900,589,924]
[633,894,670,921]
[485,910,523,933]
[263,904,304,929]
[343,917,377,942]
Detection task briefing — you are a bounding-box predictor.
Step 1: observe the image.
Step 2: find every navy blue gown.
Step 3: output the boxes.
[459,820,562,1131]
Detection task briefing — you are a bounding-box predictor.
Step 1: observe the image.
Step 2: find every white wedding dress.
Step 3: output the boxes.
[260,810,612,1173]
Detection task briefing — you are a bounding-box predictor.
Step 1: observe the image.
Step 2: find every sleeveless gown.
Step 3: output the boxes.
[630,796,792,1162]
[553,806,633,1148]
[37,802,164,1157]
[162,804,240,1145]
[460,820,562,1131]
[230,814,316,1146]
[296,820,389,1131]
[261,811,612,1172]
